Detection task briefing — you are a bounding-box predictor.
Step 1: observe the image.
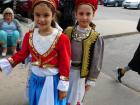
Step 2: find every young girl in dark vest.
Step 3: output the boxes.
[64,0,104,105]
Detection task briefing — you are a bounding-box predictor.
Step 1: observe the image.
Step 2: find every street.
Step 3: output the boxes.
[0,5,140,105]
[96,5,140,91]
[103,34,140,77]
[83,34,140,105]
[84,5,140,105]
[95,5,140,21]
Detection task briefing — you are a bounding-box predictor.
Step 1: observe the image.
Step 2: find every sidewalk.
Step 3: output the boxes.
[94,19,139,38]
[84,73,140,105]
[0,65,139,105]
[0,14,140,104]
[105,20,140,92]
[94,19,140,92]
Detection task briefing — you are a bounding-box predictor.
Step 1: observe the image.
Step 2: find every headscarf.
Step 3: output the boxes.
[32,0,56,10]
[75,0,98,11]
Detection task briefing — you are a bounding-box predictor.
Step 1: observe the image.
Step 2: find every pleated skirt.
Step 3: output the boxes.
[28,72,67,105]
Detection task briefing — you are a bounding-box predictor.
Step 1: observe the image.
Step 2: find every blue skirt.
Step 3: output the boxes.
[28,73,67,105]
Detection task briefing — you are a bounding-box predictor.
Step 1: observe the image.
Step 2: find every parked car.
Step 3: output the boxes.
[15,0,32,18]
[123,0,140,9]
[0,0,32,18]
[0,0,13,13]
[103,0,125,7]
[98,0,103,5]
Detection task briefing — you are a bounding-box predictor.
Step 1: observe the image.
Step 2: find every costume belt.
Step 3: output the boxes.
[32,61,57,69]
[71,62,82,67]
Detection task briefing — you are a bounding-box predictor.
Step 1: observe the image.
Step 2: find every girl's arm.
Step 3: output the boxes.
[86,36,104,86]
[57,34,71,91]
[0,33,30,75]
[8,32,30,67]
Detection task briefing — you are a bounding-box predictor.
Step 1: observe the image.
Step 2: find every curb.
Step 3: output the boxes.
[122,82,140,92]
[103,31,139,39]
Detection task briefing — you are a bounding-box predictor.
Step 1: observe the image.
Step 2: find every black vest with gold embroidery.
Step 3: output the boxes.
[64,26,100,77]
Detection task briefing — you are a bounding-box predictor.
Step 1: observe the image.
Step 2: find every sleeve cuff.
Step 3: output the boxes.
[57,80,69,91]
[86,80,96,87]
[0,59,12,75]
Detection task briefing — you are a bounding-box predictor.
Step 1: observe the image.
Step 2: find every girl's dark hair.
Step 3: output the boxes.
[32,1,56,15]
[74,4,95,14]
[51,20,56,27]
[32,1,56,28]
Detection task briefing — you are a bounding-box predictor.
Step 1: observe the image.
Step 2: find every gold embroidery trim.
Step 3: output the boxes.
[32,62,56,69]
[28,31,61,69]
[80,30,99,77]
[64,26,73,40]
[29,31,61,58]
[31,53,58,69]
[29,33,38,55]
[42,32,61,57]
[60,76,69,81]
[42,53,58,65]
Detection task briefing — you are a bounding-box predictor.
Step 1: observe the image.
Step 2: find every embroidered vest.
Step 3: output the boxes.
[28,31,61,69]
[64,26,100,77]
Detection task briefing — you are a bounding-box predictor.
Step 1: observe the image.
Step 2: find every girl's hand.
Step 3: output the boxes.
[85,84,91,92]
[59,90,67,100]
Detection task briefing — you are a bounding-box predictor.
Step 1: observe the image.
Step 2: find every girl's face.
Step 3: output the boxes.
[33,3,54,32]
[75,4,95,28]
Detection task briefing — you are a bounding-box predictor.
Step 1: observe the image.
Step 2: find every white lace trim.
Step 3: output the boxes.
[77,25,91,33]
[57,80,69,91]
[0,59,12,75]
[86,80,96,87]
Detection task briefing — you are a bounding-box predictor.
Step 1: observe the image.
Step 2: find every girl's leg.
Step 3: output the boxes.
[0,30,8,56]
[67,69,85,105]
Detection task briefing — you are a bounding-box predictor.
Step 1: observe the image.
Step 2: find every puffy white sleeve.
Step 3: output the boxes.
[0,59,12,75]
[57,80,69,91]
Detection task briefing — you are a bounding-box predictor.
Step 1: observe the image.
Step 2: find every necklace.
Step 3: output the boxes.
[72,26,91,41]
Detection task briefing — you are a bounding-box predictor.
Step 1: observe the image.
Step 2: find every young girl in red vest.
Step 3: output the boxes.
[64,0,104,105]
[0,0,71,105]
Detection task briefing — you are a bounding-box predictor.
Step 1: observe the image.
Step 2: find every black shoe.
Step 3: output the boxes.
[117,68,125,83]
[113,68,124,83]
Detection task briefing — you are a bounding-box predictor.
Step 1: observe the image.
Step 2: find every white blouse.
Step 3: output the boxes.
[33,28,58,55]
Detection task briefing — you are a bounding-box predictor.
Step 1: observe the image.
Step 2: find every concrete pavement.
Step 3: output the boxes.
[83,18,140,104]
[94,19,139,38]
[19,17,140,92]
[0,14,140,105]
[13,19,140,105]
[0,64,139,105]
[84,73,140,105]
[93,19,140,92]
